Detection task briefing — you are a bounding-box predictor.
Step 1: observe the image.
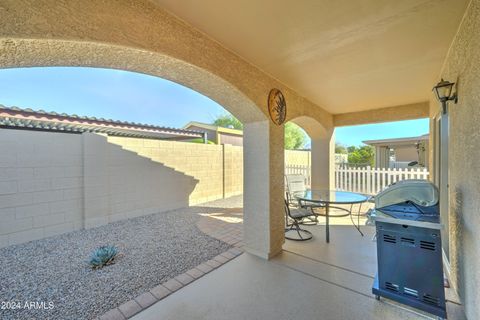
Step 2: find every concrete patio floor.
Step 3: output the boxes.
[132,201,465,320]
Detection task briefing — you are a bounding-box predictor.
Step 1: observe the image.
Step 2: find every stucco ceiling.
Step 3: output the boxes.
[151,0,469,114]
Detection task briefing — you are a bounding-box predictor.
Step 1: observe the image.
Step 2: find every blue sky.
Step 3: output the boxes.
[0,67,428,146]
[334,119,429,146]
[0,67,226,128]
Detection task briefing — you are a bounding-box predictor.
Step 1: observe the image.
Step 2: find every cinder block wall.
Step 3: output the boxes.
[224,144,243,198]
[0,130,198,247]
[108,138,308,205]
[0,129,84,247]
[108,136,244,205]
[284,150,311,166]
[0,129,305,248]
[83,134,197,228]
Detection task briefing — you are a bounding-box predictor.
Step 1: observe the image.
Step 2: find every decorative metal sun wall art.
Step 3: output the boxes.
[268,88,287,125]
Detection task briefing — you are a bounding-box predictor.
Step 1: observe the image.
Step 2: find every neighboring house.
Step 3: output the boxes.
[183,121,243,146]
[0,105,204,141]
[363,134,429,169]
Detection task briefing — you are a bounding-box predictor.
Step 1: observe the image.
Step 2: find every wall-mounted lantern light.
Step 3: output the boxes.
[432,79,457,114]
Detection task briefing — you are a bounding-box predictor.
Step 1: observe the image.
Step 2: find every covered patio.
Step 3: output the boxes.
[132,205,466,320]
[1,0,479,319]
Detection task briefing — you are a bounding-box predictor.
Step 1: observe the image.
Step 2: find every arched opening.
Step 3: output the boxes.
[0,41,278,318]
[0,0,338,266]
[290,116,330,140]
[0,41,273,258]
[288,116,335,191]
[0,33,328,262]
[283,116,375,278]
[0,66,249,205]
[283,120,312,188]
[0,38,266,124]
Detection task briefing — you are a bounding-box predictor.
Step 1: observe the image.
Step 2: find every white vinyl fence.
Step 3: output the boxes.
[335,166,429,195]
[284,164,311,186]
[285,164,429,195]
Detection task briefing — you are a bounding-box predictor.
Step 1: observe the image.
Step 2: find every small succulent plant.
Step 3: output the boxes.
[89,245,119,269]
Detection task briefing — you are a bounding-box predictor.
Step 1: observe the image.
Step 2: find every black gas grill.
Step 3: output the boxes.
[369,180,447,319]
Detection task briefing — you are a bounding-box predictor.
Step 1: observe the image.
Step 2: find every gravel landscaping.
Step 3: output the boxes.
[0,201,235,320]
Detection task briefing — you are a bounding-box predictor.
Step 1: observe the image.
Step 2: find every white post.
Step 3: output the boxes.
[361,167,366,194]
[348,167,352,192]
[367,166,373,194]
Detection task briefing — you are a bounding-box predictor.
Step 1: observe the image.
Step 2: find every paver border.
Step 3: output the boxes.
[98,247,243,320]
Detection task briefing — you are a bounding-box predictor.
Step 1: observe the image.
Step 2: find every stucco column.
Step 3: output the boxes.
[311,129,335,190]
[243,121,284,259]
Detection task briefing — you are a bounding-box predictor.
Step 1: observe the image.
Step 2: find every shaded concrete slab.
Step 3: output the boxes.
[283,215,378,277]
[132,253,428,320]
[272,250,374,297]
[282,215,466,320]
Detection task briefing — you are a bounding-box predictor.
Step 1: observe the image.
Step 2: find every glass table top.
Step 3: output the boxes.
[293,190,370,204]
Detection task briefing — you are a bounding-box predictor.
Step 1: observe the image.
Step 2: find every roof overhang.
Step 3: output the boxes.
[333,102,430,127]
[151,0,469,115]
[363,134,429,147]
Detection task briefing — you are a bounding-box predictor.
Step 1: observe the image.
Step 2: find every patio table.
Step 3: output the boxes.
[293,190,370,243]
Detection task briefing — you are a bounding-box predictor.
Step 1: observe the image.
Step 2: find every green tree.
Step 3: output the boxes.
[347,145,375,166]
[212,114,243,130]
[284,122,307,150]
[211,114,307,150]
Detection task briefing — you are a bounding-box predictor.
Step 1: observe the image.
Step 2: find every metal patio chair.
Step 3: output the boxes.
[284,199,313,241]
[285,174,323,224]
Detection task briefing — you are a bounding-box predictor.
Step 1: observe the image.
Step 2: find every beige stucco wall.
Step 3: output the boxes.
[431,1,480,318]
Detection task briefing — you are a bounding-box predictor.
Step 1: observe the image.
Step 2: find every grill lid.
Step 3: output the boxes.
[378,201,439,222]
[375,180,439,209]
